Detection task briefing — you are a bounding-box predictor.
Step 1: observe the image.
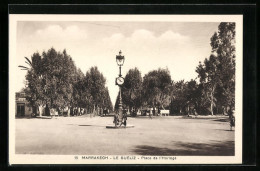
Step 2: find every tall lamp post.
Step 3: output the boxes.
[115,50,126,127]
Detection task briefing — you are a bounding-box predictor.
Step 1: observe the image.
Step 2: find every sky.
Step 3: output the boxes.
[15,21,220,106]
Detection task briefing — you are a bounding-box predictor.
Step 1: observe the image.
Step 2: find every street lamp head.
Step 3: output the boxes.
[116,50,125,66]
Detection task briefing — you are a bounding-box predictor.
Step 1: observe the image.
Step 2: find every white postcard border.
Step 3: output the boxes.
[9,14,243,165]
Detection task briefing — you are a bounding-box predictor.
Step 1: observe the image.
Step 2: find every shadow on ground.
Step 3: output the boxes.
[100,115,114,117]
[16,117,34,119]
[213,118,230,122]
[78,125,105,127]
[132,140,234,156]
[214,128,235,132]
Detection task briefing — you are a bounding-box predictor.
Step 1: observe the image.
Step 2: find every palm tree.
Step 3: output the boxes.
[18,57,32,70]
[18,56,45,116]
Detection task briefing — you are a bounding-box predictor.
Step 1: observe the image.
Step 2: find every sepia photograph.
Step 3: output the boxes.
[9,14,243,164]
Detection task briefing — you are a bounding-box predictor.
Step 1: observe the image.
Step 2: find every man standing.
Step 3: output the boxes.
[229,107,235,130]
[149,108,153,119]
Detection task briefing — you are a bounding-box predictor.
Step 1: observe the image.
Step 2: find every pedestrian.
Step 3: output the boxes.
[113,113,118,127]
[222,106,227,115]
[229,107,235,130]
[149,108,153,119]
[121,113,127,127]
[194,108,198,116]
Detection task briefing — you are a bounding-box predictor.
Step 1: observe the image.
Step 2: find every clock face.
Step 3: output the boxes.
[116,77,124,85]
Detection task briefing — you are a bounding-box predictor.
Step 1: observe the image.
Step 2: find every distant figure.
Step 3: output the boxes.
[80,108,84,115]
[74,108,77,116]
[103,108,107,116]
[113,113,119,127]
[222,106,227,115]
[186,105,190,117]
[124,113,127,126]
[149,108,153,119]
[194,108,198,116]
[97,107,100,116]
[120,113,127,127]
[91,108,96,118]
[137,109,141,116]
[229,107,235,130]
[127,109,131,115]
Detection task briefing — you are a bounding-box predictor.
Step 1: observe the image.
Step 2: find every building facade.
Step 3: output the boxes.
[15,92,32,117]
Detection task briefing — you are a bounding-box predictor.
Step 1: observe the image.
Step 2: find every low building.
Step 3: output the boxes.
[15,92,32,117]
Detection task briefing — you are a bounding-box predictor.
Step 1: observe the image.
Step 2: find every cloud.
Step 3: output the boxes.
[100,29,200,84]
[130,29,155,41]
[16,22,215,106]
[109,33,125,41]
[99,29,195,105]
[159,30,190,42]
[31,24,88,42]
[102,29,190,51]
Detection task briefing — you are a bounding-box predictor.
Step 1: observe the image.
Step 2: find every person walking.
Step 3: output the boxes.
[229,107,235,131]
[222,106,227,115]
[194,108,198,116]
[149,108,153,119]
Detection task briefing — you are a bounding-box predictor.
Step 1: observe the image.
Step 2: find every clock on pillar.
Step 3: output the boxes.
[106,50,134,128]
[116,76,124,86]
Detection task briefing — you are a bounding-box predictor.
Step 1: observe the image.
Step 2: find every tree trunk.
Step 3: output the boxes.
[210,101,214,115]
[210,85,216,115]
[45,104,50,116]
[70,107,73,116]
[93,105,96,117]
[39,105,44,117]
[162,105,165,110]
[33,106,39,116]
[68,108,70,117]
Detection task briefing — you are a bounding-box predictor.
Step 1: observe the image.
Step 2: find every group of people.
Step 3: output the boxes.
[71,107,85,116]
[187,108,198,117]
[140,108,160,117]
[92,107,110,117]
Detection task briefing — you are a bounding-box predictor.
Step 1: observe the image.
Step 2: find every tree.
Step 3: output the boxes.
[40,48,77,114]
[186,80,200,108]
[70,68,86,115]
[85,66,107,114]
[20,53,45,115]
[22,48,77,116]
[103,87,113,111]
[211,22,236,109]
[170,80,187,114]
[20,48,113,117]
[121,68,142,116]
[196,22,236,115]
[196,55,220,115]
[142,68,172,110]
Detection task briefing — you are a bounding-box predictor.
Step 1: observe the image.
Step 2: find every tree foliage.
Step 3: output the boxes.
[121,68,142,112]
[40,48,76,110]
[85,66,106,110]
[170,80,187,114]
[22,48,113,116]
[170,79,200,114]
[20,22,235,117]
[196,22,236,115]
[142,68,172,109]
